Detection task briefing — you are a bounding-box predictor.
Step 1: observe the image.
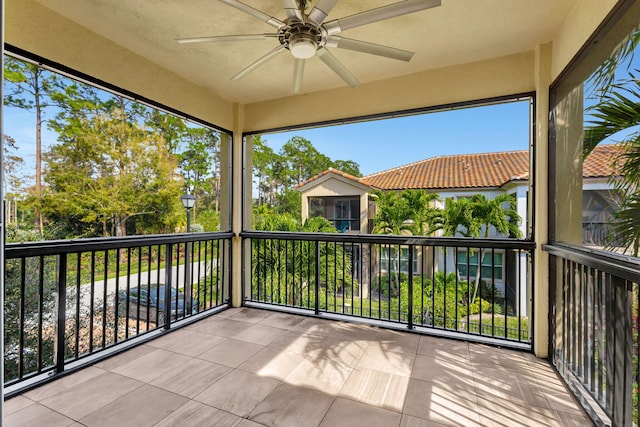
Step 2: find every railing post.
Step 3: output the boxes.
[407,244,414,330]
[315,241,320,315]
[55,253,67,373]
[164,243,173,330]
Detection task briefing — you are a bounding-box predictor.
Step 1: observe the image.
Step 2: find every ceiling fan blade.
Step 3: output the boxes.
[282,0,303,22]
[293,58,305,93]
[326,36,414,61]
[307,0,339,26]
[219,0,285,28]
[316,48,359,88]
[177,34,278,44]
[232,45,286,80]
[324,0,441,34]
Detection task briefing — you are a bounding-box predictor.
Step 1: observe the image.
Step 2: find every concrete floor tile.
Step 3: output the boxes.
[39,372,144,420]
[237,419,268,427]
[154,400,244,426]
[357,344,416,377]
[3,395,35,415]
[112,348,192,383]
[476,394,563,427]
[259,312,306,330]
[25,366,107,401]
[403,379,481,426]
[238,346,305,380]
[6,311,595,427]
[400,414,450,427]
[543,388,586,416]
[188,317,255,337]
[376,329,421,354]
[310,336,368,366]
[249,382,335,427]
[228,307,274,323]
[4,402,76,427]
[411,354,475,388]
[197,338,264,367]
[194,369,280,417]
[339,367,409,412]
[79,384,188,427]
[319,397,402,427]
[473,365,549,408]
[291,317,342,335]
[93,344,157,371]
[468,343,530,371]
[146,328,226,356]
[268,329,326,354]
[417,336,470,362]
[328,322,379,341]
[150,357,230,397]
[285,357,353,395]
[233,323,288,345]
[555,409,596,426]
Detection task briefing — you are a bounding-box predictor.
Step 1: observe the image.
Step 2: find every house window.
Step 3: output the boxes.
[380,246,418,274]
[456,250,504,281]
[308,197,360,232]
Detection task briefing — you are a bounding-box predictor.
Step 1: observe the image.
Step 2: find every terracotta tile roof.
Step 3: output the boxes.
[363,151,529,190]
[295,167,374,189]
[362,144,623,191]
[582,144,624,178]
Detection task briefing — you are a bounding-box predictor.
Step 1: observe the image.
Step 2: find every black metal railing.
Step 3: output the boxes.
[243,231,534,347]
[4,232,232,392]
[545,243,640,427]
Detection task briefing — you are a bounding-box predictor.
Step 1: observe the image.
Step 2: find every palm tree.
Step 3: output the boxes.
[402,189,441,236]
[437,197,475,237]
[470,193,522,239]
[371,190,412,235]
[584,75,640,256]
[437,194,522,303]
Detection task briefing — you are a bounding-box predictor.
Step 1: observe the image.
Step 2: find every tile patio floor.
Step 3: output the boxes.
[4,307,593,426]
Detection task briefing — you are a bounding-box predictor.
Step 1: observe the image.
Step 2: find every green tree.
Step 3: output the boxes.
[333,159,361,177]
[179,127,221,214]
[4,56,62,232]
[252,208,355,306]
[584,74,640,256]
[252,135,361,213]
[438,197,475,237]
[43,107,182,237]
[253,135,283,206]
[281,136,333,186]
[371,190,412,235]
[469,194,522,239]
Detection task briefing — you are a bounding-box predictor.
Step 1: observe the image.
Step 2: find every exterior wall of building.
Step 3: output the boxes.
[300,176,370,234]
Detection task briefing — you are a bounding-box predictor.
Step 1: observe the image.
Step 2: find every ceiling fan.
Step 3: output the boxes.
[177,0,441,93]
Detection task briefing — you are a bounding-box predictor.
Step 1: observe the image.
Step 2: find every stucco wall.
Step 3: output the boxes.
[243,52,536,132]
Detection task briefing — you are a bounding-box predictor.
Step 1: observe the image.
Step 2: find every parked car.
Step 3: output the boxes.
[118,285,198,324]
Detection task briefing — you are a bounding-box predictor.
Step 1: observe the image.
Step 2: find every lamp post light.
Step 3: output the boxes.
[180,194,196,232]
[180,194,196,315]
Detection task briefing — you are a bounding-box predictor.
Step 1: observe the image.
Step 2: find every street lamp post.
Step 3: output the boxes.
[180,194,195,232]
[180,194,196,315]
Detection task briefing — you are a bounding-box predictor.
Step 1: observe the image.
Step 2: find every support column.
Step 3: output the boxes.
[533,42,552,358]
[231,103,244,307]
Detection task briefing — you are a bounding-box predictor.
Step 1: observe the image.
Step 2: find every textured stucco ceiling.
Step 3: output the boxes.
[33,0,578,104]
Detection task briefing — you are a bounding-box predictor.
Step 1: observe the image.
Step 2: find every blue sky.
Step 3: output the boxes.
[259,99,531,176]
[5,98,531,181]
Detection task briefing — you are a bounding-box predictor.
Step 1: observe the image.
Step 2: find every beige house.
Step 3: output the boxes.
[297,144,623,243]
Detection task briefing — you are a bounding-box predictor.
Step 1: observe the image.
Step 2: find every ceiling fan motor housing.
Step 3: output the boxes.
[279,22,325,59]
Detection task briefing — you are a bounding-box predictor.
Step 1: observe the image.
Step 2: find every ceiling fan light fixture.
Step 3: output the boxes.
[289,33,317,59]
